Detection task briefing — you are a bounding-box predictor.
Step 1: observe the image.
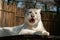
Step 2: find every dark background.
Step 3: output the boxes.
[54,0,60,36]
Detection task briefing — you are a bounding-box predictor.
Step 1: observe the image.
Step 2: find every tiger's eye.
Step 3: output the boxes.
[35,12,37,14]
[27,13,29,15]
[29,11,32,13]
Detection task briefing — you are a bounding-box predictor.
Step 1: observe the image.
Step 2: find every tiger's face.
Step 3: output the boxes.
[25,9,41,26]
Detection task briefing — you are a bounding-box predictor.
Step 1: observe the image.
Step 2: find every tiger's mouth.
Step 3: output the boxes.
[29,18,35,23]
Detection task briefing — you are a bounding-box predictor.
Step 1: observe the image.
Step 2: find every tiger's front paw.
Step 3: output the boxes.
[42,31,50,36]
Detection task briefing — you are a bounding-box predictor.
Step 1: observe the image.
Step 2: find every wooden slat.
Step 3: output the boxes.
[0,2,17,27]
[0,9,15,13]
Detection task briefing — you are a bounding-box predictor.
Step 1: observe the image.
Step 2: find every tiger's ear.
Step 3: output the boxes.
[37,9,41,13]
[24,8,29,12]
[38,9,41,12]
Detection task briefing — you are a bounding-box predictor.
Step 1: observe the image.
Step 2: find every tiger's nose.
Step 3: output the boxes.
[31,15,34,17]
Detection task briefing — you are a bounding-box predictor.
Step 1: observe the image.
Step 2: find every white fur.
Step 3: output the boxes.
[0,9,49,37]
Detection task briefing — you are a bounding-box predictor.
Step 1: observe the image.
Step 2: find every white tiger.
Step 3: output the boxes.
[0,9,49,37]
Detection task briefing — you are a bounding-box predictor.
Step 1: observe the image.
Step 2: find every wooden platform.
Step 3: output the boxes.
[0,35,60,40]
